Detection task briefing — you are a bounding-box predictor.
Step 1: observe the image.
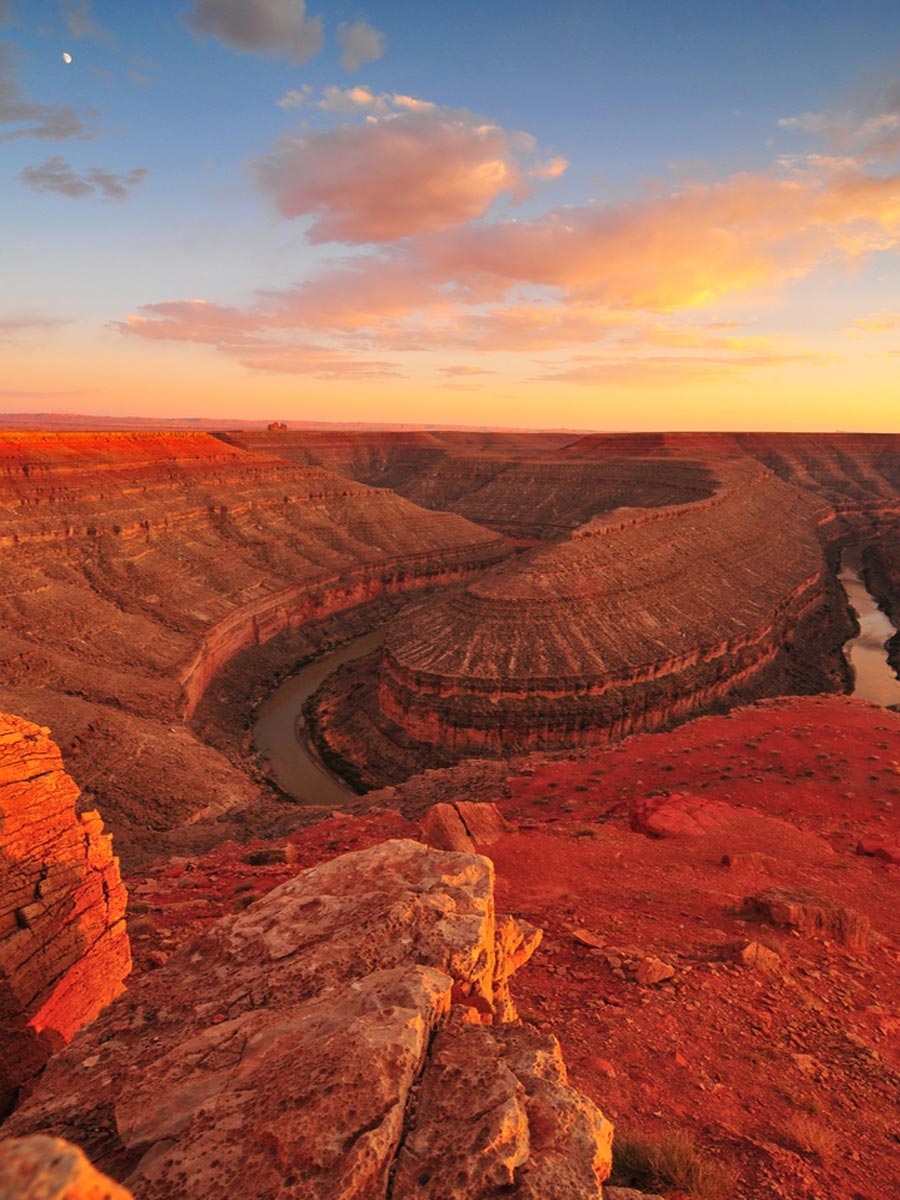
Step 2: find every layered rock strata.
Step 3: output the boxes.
[311,462,848,784]
[6,840,612,1200]
[223,431,718,537]
[0,713,129,1117]
[0,433,507,852]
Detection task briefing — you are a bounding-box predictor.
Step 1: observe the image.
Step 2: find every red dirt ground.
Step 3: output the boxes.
[125,694,900,1200]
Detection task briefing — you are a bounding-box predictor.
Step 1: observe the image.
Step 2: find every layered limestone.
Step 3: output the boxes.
[311,462,845,784]
[0,713,130,1116]
[0,433,507,852]
[6,840,612,1200]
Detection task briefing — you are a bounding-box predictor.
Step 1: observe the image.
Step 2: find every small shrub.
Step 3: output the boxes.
[781,1113,837,1158]
[611,1128,739,1200]
[127,915,157,938]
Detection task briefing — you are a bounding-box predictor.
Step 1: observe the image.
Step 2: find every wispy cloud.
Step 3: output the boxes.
[0,40,94,141]
[778,106,900,163]
[441,365,494,377]
[185,0,323,63]
[0,314,69,340]
[20,155,148,200]
[255,102,568,242]
[534,347,827,387]
[0,2,13,27]
[336,20,386,72]
[59,0,113,44]
[848,311,900,334]
[276,84,313,109]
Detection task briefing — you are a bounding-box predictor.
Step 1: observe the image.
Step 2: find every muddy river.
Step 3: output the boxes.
[838,546,900,707]
[253,629,384,804]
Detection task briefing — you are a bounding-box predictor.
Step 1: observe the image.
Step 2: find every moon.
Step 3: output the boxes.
[62,52,72,64]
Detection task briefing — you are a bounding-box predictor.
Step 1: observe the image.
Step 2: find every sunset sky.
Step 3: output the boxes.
[3,0,900,430]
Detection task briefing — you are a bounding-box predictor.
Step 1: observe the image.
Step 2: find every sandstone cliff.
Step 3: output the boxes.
[5,840,613,1200]
[0,713,130,1117]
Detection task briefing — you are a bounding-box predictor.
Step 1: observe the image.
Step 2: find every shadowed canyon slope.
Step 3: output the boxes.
[0,433,507,860]
[0,714,130,1116]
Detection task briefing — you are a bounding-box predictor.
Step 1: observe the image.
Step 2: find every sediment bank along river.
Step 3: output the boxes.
[839,546,900,707]
[253,629,385,804]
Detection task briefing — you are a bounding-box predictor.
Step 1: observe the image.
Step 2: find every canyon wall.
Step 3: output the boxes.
[5,839,613,1200]
[222,430,718,537]
[0,433,509,854]
[310,462,850,787]
[0,713,130,1117]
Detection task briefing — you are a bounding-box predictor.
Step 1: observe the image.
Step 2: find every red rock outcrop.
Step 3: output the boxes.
[6,840,612,1200]
[311,461,849,786]
[0,713,130,1117]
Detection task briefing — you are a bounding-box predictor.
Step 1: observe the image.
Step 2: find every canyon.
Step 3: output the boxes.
[1,426,900,1199]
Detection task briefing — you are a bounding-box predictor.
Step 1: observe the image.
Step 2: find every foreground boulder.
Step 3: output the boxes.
[6,839,612,1199]
[0,713,130,1117]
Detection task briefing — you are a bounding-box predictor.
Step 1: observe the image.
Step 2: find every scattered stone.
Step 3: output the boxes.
[455,801,509,845]
[747,887,870,950]
[605,1189,666,1200]
[572,927,607,950]
[419,803,475,853]
[0,1136,134,1200]
[632,793,732,838]
[856,836,900,865]
[634,957,676,986]
[733,941,781,971]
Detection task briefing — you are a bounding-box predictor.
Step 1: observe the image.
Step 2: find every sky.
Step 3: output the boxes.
[3,1,900,431]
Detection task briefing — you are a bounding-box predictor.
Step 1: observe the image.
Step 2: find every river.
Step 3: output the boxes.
[253,629,385,804]
[838,546,900,707]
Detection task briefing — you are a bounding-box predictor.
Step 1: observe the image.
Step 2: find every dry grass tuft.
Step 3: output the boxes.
[781,1113,838,1158]
[611,1127,739,1200]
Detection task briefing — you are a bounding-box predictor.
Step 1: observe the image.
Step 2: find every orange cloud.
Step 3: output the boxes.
[254,105,567,242]
[535,347,828,387]
[118,161,900,377]
[848,311,900,333]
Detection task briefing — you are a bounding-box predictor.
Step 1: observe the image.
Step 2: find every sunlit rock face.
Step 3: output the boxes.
[311,460,846,786]
[6,839,612,1200]
[0,712,130,1116]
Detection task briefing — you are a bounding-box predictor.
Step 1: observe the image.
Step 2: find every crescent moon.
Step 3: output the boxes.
[62,52,73,64]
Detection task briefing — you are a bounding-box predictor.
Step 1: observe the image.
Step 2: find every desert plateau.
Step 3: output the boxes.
[3,3,900,1198]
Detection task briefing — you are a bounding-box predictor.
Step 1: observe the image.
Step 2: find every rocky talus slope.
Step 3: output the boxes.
[0,433,507,860]
[0,713,130,1117]
[310,461,850,787]
[5,839,613,1200]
